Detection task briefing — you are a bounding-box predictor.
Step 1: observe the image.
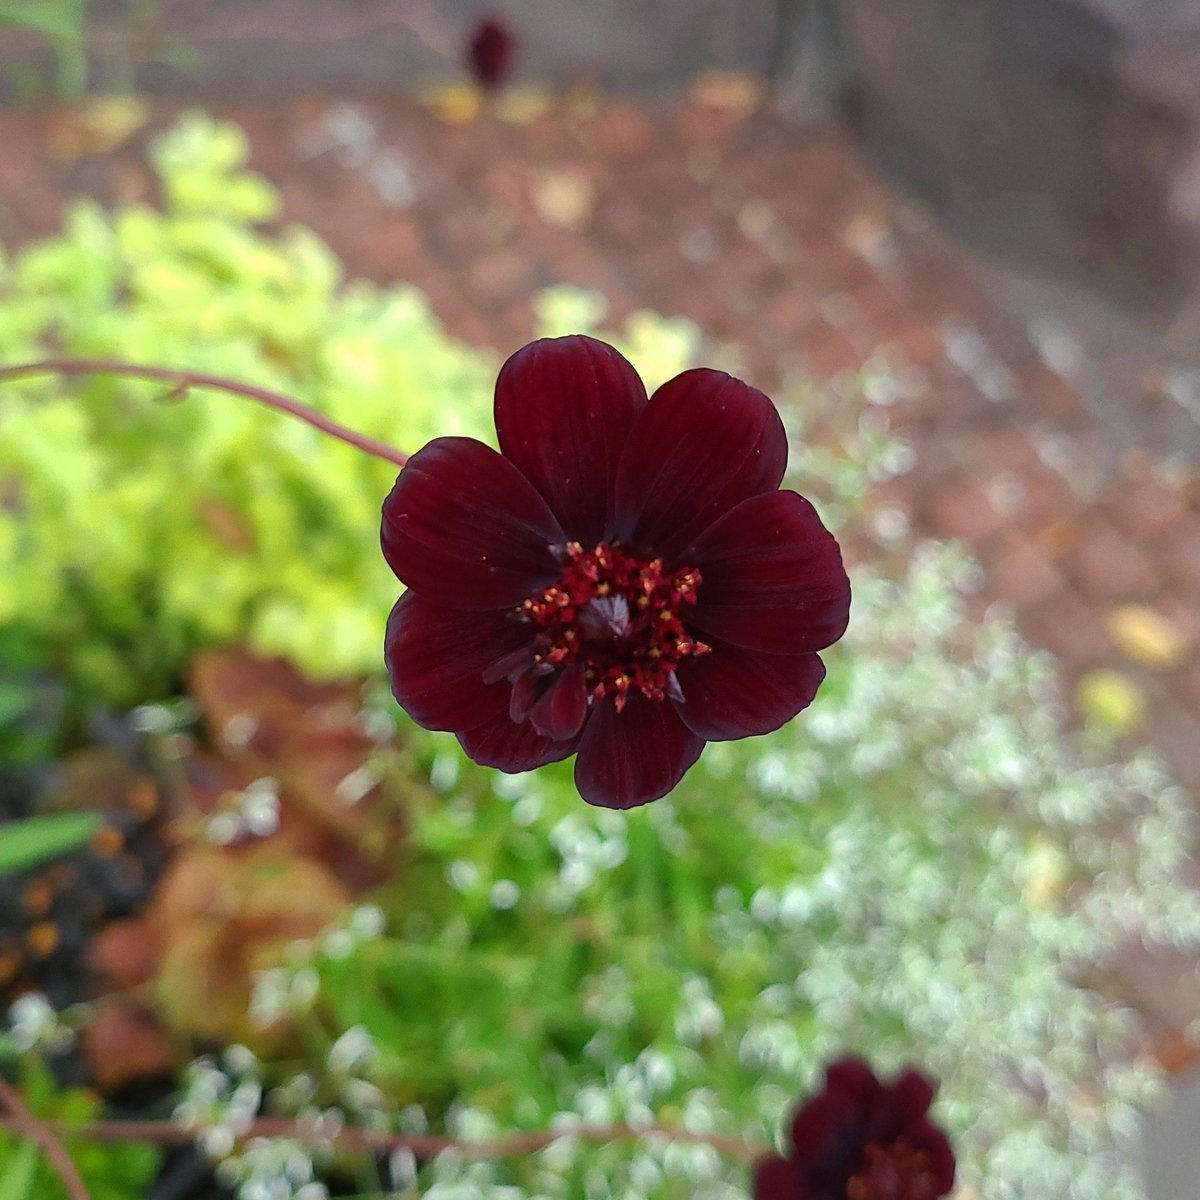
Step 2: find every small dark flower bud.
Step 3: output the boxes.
[467,18,515,91]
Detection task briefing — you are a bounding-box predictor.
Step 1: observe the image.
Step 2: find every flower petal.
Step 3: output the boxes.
[381,436,564,610]
[789,1087,864,1179]
[614,368,788,560]
[529,662,589,740]
[495,335,648,545]
[686,490,850,654]
[753,1155,804,1200]
[573,694,705,809]
[384,592,527,732]
[906,1119,956,1192]
[674,642,825,742]
[824,1057,885,1108]
[867,1069,936,1144]
[458,709,580,772]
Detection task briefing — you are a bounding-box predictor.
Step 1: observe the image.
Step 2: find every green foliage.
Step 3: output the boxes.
[291,541,1197,1200]
[0,658,59,794]
[0,113,496,708]
[0,1141,39,1200]
[0,0,89,99]
[3,112,1195,1200]
[0,123,713,713]
[0,1062,160,1200]
[0,811,102,874]
[0,1,201,102]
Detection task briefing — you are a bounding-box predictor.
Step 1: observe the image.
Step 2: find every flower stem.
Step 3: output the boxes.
[0,359,409,468]
[0,1077,92,1200]
[0,1112,764,1163]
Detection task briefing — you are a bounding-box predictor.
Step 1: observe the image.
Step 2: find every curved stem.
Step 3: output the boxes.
[0,359,408,469]
[0,1078,91,1200]
[0,1112,764,1164]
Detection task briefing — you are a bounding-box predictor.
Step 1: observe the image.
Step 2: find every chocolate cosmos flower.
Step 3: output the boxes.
[381,335,850,809]
[467,18,515,90]
[755,1058,955,1200]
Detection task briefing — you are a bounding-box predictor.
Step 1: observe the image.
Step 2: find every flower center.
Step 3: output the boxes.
[846,1140,942,1200]
[518,541,710,711]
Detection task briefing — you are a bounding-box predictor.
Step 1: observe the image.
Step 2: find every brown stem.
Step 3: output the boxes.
[0,1077,92,1200]
[0,360,409,469]
[0,1112,764,1163]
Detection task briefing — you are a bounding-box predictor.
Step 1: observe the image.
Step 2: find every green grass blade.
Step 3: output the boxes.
[0,812,103,875]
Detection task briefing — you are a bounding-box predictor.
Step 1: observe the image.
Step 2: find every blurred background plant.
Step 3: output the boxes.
[0,0,199,102]
[0,0,91,100]
[0,115,1197,1199]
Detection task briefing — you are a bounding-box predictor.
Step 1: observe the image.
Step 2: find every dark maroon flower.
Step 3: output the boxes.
[381,334,850,809]
[467,18,515,90]
[755,1058,956,1200]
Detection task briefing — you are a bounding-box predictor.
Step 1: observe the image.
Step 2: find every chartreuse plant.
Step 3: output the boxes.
[0,112,491,708]
[0,113,719,717]
[2,113,1198,1200]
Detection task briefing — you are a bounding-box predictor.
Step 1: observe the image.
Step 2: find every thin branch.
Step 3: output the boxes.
[0,1077,91,1200]
[0,360,408,469]
[0,1112,764,1163]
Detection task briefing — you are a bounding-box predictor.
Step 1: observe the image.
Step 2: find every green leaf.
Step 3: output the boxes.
[0,1140,40,1200]
[0,681,33,726]
[0,812,102,875]
[0,1,86,41]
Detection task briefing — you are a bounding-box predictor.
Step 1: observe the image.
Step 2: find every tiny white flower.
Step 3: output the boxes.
[328,1025,377,1076]
[199,1124,236,1161]
[349,904,386,939]
[335,765,377,805]
[489,879,521,910]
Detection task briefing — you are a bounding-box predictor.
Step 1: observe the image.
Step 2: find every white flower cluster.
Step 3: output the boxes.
[3,993,74,1054]
[213,1138,330,1200]
[249,905,385,1028]
[545,810,629,912]
[205,777,281,845]
[174,1046,344,1200]
[175,1048,263,1142]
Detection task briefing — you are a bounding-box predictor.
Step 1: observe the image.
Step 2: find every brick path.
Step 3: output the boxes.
[2,92,1200,1045]
[240,95,1200,796]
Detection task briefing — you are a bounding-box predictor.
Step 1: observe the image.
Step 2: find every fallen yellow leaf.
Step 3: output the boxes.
[530,168,595,230]
[495,85,555,125]
[49,94,149,160]
[1108,605,1189,668]
[688,70,763,117]
[415,82,480,125]
[1077,669,1147,736]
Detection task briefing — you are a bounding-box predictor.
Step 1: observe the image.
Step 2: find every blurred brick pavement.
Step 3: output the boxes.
[2,92,1200,1047]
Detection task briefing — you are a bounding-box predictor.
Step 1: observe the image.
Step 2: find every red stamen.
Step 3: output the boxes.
[846,1140,942,1200]
[517,542,707,709]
